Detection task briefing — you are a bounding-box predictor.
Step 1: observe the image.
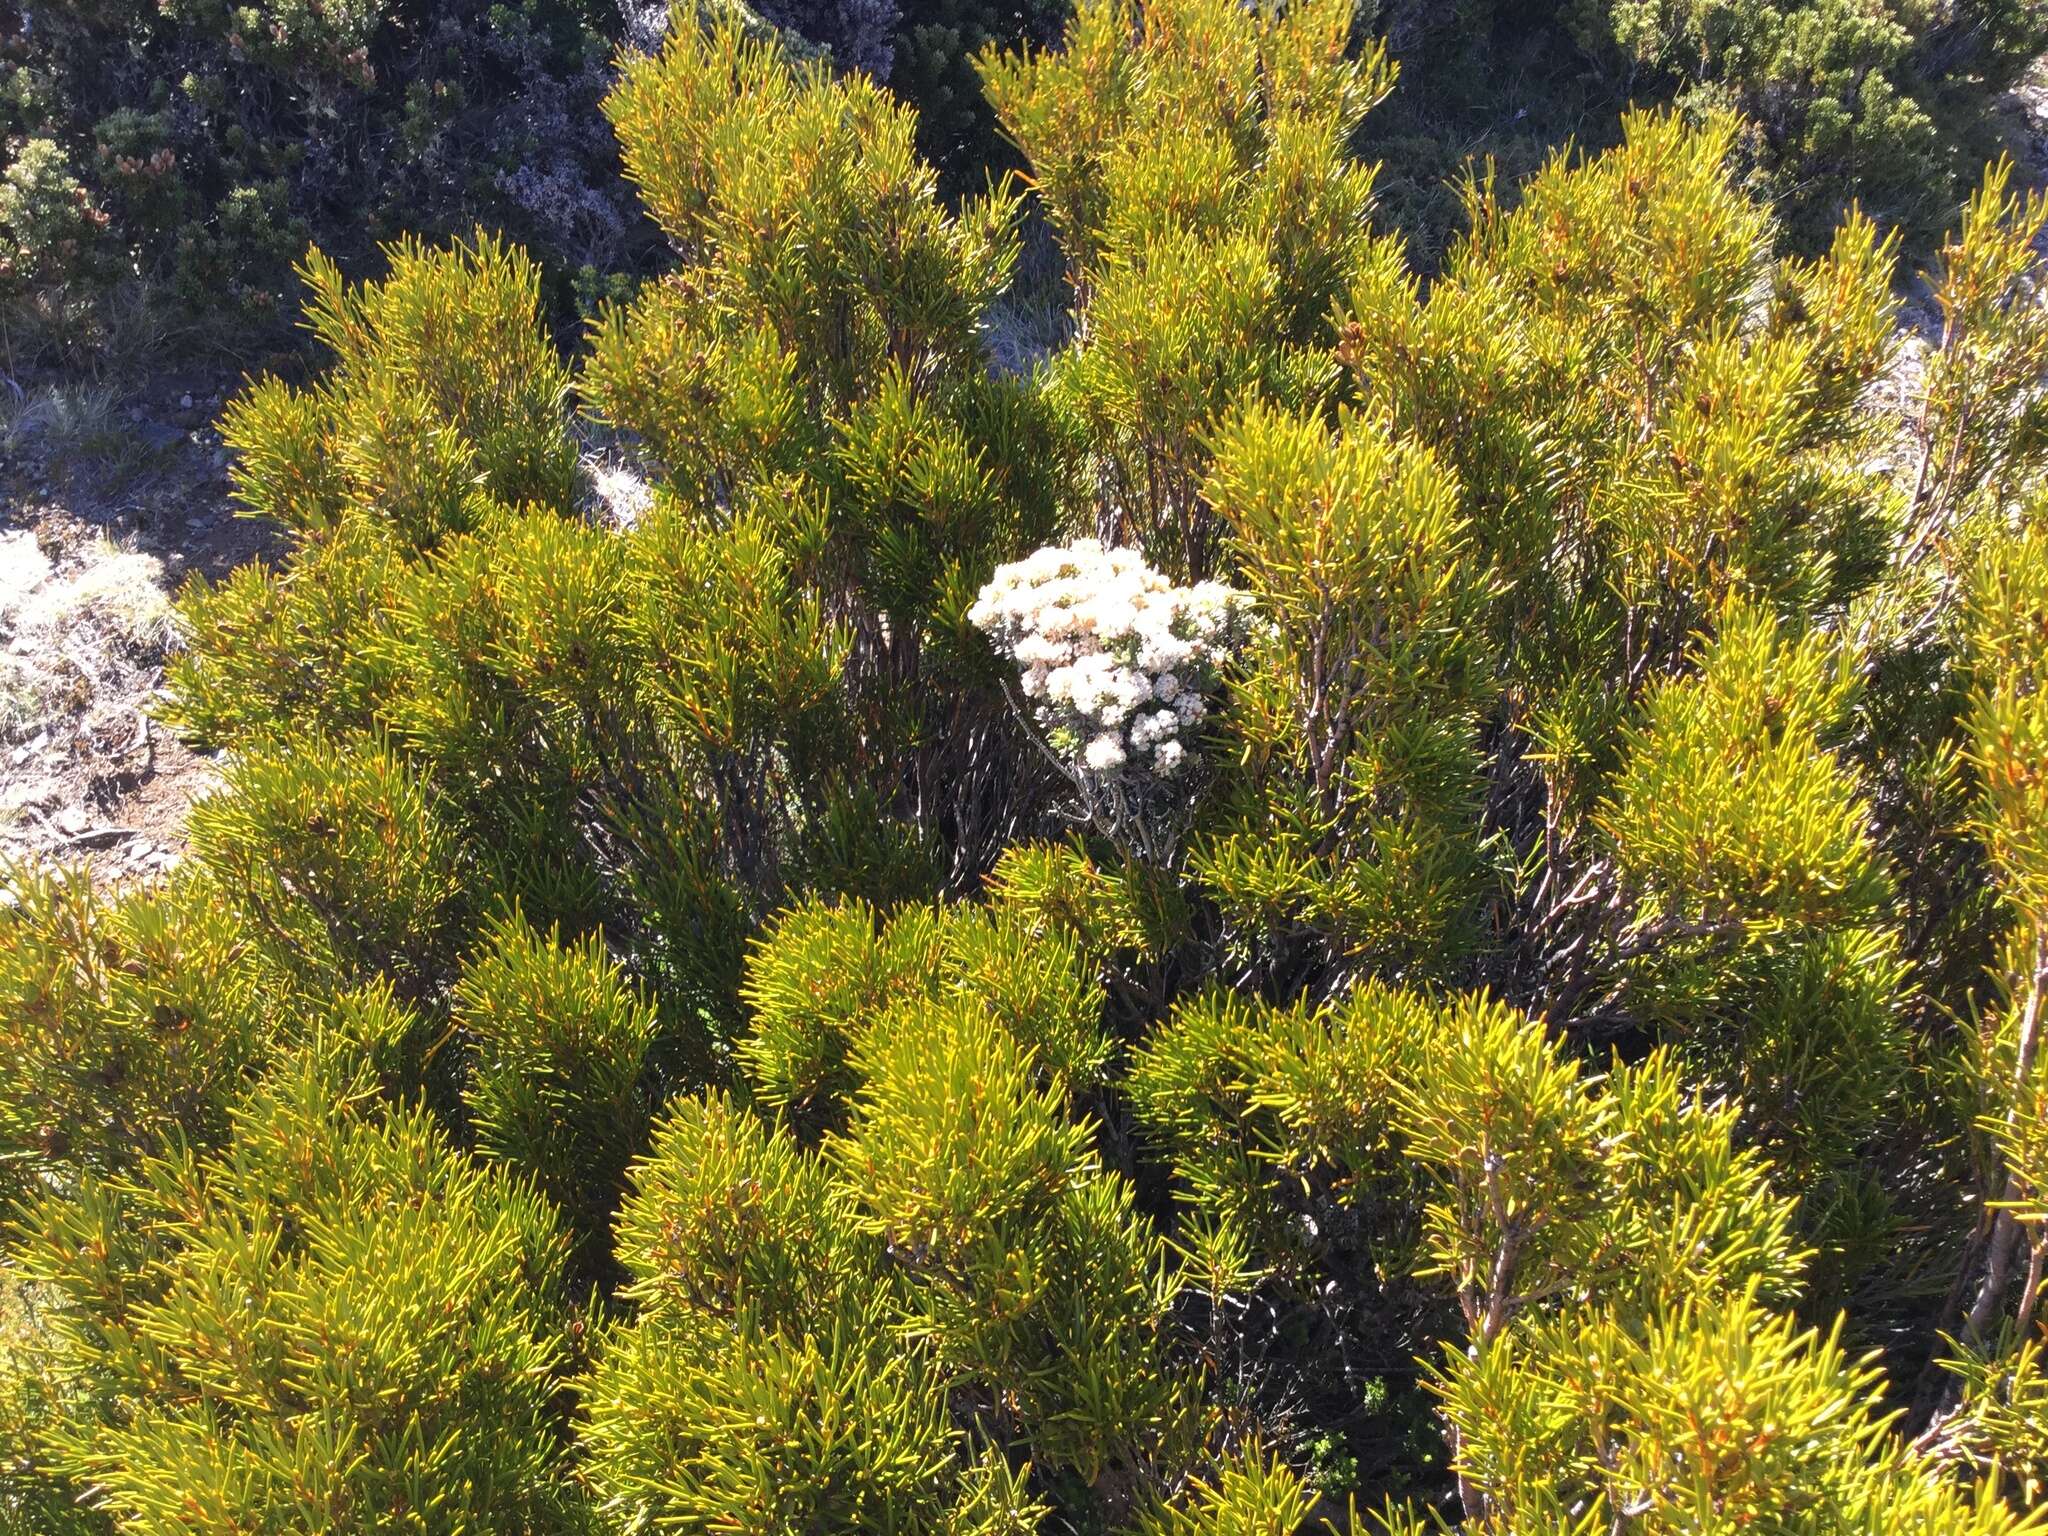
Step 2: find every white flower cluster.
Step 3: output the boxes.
[969,539,1254,782]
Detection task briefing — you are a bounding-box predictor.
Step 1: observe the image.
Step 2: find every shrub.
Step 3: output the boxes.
[738,894,1109,1125]
[610,1090,876,1334]
[1420,1287,2038,1532]
[812,979,1194,1489]
[1193,399,1498,982]
[0,865,288,1210]
[888,0,1068,184]
[1565,0,2048,247]
[219,233,578,543]
[980,0,1394,579]
[1593,604,1911,1178]
[454,912,664,1264]
[8,0,2048,1527]
[0,0,634,355]
[183,733,468,994]
[582,1302,1044,1536]
[0,138,109,306]
[8,1049,586,1533]
[0,1267,99,1535]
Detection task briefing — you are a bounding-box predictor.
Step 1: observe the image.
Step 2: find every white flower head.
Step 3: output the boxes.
[973,538,1252,790]
[1085,733,1127,772]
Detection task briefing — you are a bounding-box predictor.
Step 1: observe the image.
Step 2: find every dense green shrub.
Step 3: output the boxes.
[9,0,2047,360]
[184,733,469,993]
[1589,0,2048,244]
[583,1299,1044,1534]
[0,865,291,1211]
[11,0,2048,1528]
[0,0,638,354]
[8,1048,585,1533]
[455,912,663,1264]
[888,0,1069,183]
[738,895,1108,1125]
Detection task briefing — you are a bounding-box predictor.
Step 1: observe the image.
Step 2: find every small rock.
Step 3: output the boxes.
[55,807,87,835]
[0,530,51,610]
[180,393,194,410]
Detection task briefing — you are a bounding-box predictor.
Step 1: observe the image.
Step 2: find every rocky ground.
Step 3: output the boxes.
[0,372,276,886]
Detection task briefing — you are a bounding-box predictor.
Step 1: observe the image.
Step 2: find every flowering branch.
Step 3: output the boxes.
[970,538,1254,863]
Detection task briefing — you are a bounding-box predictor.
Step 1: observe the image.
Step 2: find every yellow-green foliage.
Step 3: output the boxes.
[454,913,664,1264]
[738,895,1107,1125]
[611,1091,875,1335]
[1195,402,1497,977]
[223,236,576,546]
[1427,1287,2038,1534]
[9,1051,580,1534]
[982,0,1393,579]
[14,0,2048,1530]
[183,733,467,993]
[1601,605,1885,929]
[590,922,1194,1514]
[0,866,287,1209]
[1343,110,1897,686]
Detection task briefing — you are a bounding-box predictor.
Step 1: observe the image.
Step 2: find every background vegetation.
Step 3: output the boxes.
[6,0,2047,363]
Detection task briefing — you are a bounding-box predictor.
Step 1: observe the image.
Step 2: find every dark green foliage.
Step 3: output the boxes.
[0,138,110,305]
[0,0,633,355]
[1565,0,2048,247]
[6,0,2043,369]
[889,0,1069,185]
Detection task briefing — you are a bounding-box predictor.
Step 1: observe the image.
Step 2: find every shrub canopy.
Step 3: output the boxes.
[7,0,2048,1531]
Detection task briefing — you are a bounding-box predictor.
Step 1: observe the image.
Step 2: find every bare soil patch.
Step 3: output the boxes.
[0,368,278,887]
